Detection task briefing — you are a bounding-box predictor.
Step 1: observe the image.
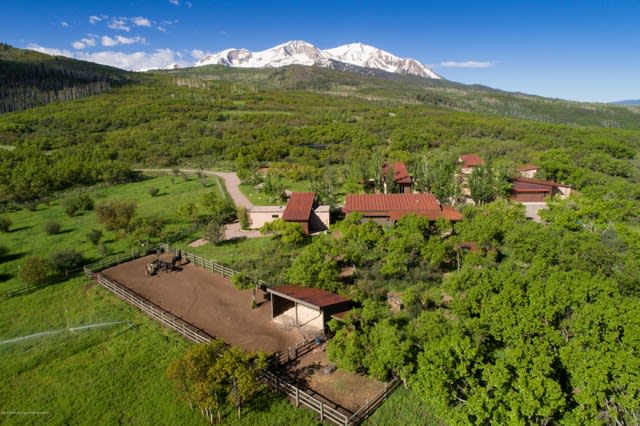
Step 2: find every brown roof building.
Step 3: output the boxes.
[459,154,485,172]
[343,193,463,223]
[267,286,352,333]
[511,177,572,203]
[382,162,413,193]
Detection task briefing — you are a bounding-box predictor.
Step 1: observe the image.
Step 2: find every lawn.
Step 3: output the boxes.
[0,174,212,294]
[176,236,274,266]
[365,386,443,426]
[239,179,312,206]
[0,176,321,425]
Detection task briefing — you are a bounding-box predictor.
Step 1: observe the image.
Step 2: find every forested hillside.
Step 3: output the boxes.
[1,66,639,205]
[0,44,131,113]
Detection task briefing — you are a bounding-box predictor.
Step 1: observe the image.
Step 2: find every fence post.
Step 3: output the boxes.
[320,402,324,421]
[295,387,299,407]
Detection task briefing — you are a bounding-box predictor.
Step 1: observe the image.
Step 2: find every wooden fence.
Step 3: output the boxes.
[262,370,399,426]
[82,245,398,425]
[87,271,213,344]
[158,243,270,288]
[262,370,350,426]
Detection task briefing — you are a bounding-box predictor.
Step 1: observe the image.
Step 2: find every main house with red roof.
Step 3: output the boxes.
[343,193,463,224]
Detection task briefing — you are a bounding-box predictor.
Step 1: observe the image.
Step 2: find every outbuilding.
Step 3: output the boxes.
[267,286,352,333]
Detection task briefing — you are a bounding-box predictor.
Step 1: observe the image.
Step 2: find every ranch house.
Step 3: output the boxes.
[342,193,463,225]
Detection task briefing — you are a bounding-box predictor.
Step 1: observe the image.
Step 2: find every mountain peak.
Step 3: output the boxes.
[195,40,440,79]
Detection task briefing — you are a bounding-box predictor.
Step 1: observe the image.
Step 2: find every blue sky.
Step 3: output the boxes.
[2,0,639,102]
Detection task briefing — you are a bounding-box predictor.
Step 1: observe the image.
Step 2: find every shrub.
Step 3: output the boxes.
[43,220,61,235]
[87,229,103,245]
[238,206,249,230]
[24,201,38,211]
[148,187,160,197]
[19,256,49,287]
[204,220,226,246]
[49,248,85,276]
[97,244,109,257]
[231,272,255,289]
[63,194,95,217]
[0,216,11,232]
[63,198,80,217]
[0,244,8,259]
[95,200,136,231]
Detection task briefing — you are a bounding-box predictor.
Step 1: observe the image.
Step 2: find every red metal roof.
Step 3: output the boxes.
[383,162,413,185]
[344,193,463,221]
[282,192,315,222]
[268,286,351,310]
[344,193,439,212]
[459,154,485,168]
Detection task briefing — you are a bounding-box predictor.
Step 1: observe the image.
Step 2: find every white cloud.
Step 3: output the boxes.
[27,44,188,71]
[72,37,97,50]
[191,49,205,59]
[108,18,130,32]
[101,35,146,47]
[27,44,72,57]
[439,60,495,69]
[133,17,152,27]
[61,21,70,28]
[89,15,102,24]
[157,26,166,32]
[169,0,180,5]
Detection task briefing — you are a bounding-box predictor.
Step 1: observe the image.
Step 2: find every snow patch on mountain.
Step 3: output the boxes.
[195,40,439,79]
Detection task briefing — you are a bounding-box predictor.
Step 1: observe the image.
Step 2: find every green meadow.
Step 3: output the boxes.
[0,175,321,425]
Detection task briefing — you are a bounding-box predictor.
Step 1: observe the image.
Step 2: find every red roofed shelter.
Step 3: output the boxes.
[267,286,352,332]
[343,193,463,224]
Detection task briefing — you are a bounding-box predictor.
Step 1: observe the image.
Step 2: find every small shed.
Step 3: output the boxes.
[267,286,352,333]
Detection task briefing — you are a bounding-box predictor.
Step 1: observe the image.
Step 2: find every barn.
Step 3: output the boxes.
[267,286,352,333]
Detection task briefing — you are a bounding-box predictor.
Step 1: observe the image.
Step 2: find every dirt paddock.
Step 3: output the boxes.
[102,254,300,353]
[102,254,387,415]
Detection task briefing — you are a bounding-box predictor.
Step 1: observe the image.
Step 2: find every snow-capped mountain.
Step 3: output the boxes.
[195,40,440,79]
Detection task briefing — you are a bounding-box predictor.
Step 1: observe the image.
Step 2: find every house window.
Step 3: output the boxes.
[272,215,280,218]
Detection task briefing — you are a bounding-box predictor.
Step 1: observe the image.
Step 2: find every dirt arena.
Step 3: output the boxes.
[102,254,388,414]
[102,254,300,353]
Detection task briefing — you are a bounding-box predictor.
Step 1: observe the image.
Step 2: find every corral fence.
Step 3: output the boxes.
[82,245,399,425]
[262,370,400,426]
[157,243,270,288]
[84,270,213,344]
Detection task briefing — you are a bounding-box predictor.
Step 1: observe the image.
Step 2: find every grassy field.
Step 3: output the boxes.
[0,176,321,425]
[0,174,221,293]
[239,180,312,206]
[365,386,443,426]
